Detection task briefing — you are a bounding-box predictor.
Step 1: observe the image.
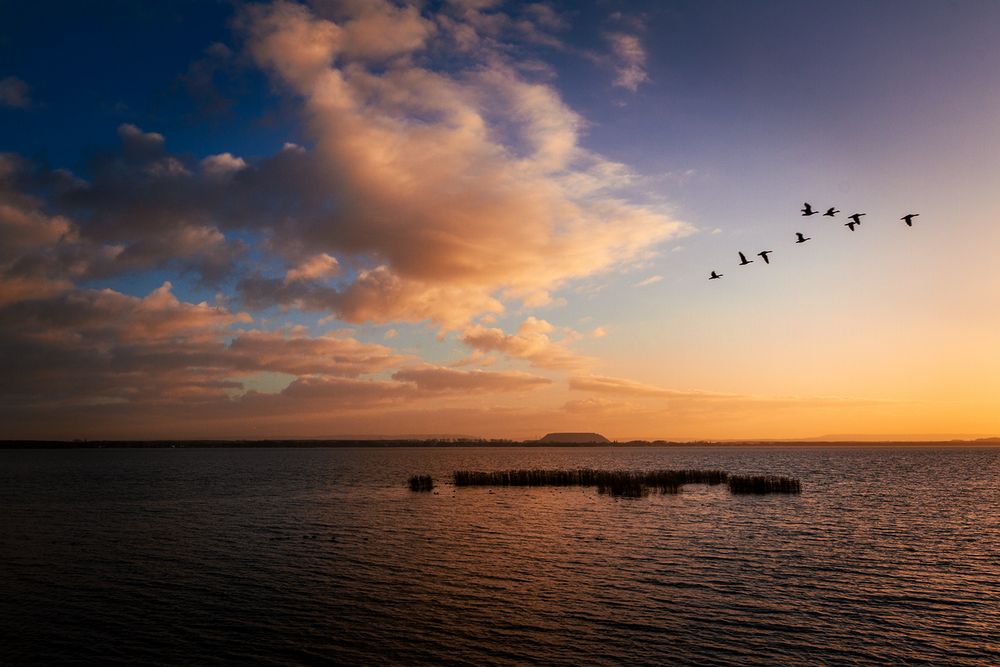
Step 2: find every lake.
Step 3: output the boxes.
[1,446,997,665]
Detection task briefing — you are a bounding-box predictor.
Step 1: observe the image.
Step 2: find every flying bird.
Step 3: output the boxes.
[801,202,818,216]
[901,213,920,226]
[757,250,773,264]
[709,270,723,280]
[845,220,861,231]
[823,207,840,217]
[847,213,866,224]
[738,251,754,266]
[795,232,811,243]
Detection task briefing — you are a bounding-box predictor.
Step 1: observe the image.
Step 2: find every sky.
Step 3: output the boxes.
[1,0,999,440]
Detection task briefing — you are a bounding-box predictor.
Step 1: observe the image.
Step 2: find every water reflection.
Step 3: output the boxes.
[1,446,997,665]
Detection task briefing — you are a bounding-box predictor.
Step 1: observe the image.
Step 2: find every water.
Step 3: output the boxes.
[1,446,998,665]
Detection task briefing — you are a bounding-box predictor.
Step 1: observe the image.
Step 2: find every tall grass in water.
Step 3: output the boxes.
[728,475,801,494]
[595,473,650,498]
[408,475,434,492]
[451,468,731,497]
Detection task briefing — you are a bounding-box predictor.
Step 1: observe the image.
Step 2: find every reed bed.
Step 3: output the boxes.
[408,475,434,492]
[443,469,801,496]
[727,475,801,494]
[451,468,732,497]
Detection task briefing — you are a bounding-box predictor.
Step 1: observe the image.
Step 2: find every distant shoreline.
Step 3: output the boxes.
[1,439,998,449]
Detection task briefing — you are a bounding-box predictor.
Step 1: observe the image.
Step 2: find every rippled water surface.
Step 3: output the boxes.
[2,446,998,665]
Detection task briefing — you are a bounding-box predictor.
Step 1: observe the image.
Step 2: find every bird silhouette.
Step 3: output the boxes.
[801,202,818,216]
[845,220,861,231]
[709,270,723,280]
[757,250,773,264]
[795,232,811,243]
[738,251,754,266]
[847,213,866,224]
[901,213,919,226]
[823,207,840,217]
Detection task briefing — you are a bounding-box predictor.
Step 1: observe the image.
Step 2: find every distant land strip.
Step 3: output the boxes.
[0,438,998,449]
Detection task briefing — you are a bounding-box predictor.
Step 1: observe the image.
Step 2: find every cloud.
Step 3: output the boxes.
[461,316,590,369]
[570,374,678,397]
[562,396,629,413]
[569,374,891,412]
[0,282,247,406]
[201,152,247,177]
[605,33,648,92]
[284,253,340,283]
[633,274,663,287]
[0,274,565,426]
[117,123,165,157]
[0,280,416,411]
[0,1,702,437]
[226,329,402,377]
[179,42,238,118]
[231,0,685,325]
[392,365,551,392]
[1,127,246,284]
[0,77,31,108]
[2,2,686,326]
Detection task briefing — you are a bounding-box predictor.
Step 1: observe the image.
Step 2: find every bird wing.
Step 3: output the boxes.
[738,252,747,261]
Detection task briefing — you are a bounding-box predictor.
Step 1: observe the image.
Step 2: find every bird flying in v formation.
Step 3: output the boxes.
[709,205,922,280]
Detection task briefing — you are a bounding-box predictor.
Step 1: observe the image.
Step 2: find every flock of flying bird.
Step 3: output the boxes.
[708,203,921,279]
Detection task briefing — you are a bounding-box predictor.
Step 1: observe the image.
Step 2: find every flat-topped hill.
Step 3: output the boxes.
[538,432,610,444]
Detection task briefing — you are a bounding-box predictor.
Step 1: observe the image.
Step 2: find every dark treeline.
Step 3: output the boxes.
[443,468,797,497]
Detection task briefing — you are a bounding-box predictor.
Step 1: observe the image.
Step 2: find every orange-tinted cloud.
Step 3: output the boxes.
[461,316,590,369]
[392,365,551,392]
[236,0,687,326]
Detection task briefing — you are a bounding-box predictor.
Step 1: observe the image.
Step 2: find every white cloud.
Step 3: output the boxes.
[201,152,247,177]
[633,274,663,287]
[606,33,648,92]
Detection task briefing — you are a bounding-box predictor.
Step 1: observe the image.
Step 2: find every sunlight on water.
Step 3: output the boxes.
[1,447,998,665]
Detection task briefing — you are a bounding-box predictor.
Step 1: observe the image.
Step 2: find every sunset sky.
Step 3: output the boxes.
[2,0,999,440]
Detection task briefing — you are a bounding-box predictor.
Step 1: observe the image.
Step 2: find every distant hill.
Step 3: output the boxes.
[538,432,610,444]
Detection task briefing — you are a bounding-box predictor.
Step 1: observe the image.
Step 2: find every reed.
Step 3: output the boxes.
[443,468,802,497]
[595,473,650,498]
[408,475,434,492]
[727,475,801,494]
[451,468,731,497]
